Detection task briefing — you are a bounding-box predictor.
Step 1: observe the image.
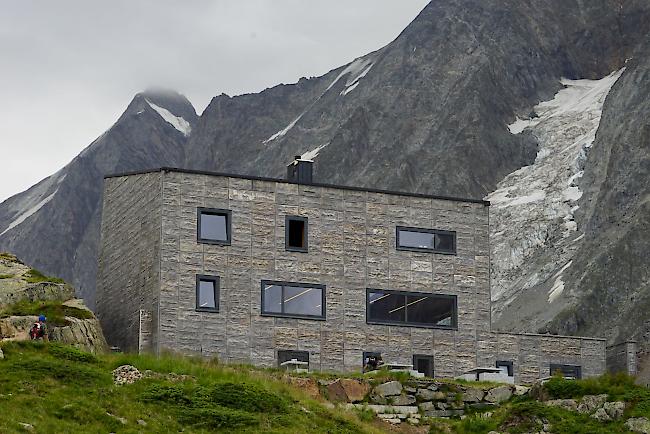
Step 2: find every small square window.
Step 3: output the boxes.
[196,275,219,312]
[197,208,231,245]
[286,216,308,252]
[278,350,309,369]
[496,360,514,377]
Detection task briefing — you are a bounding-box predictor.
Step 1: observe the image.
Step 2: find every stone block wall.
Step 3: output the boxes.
[606,341,638,376]
[477,332,606,383]
[156,170,490,373]
[96,172,162,352]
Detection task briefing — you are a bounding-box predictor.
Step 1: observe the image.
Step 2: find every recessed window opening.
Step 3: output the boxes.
[278,350,309,371]
[413,354,434,377]
[196,275,219,312]
[367,289,457,328]
[550,364,582,379]
[197,208,231,245]
[261,280,325,320]
[496,360,514,377]
[396,226,456,254]
[286,216,308,252]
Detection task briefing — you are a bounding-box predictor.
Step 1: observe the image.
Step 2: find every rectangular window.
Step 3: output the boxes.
[197,208,231,245]
[366,289,457,328]
[285,216,308,252]
[413,354,434,378]
[196,275,219,312]
[550,364,582,379]
[261,280,325,320]
[363,352,383,372]
[496,360,514,377]
[277,350,309,368]
[396,226,456,254]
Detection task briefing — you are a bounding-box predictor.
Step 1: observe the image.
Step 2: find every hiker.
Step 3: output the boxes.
[29,314,48,341]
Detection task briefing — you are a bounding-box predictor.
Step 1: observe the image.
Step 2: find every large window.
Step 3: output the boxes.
[550,364,582,379]
[285,216,308,252]
[261,280,325,320]
[277,350,309,369]
[197,208,231,245]
[196,275,219,312]
[396,226,456,254]
[366,289,457,328]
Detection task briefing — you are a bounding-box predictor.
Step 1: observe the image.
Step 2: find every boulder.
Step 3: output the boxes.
[462,387,485,402]
[0,346,3,359]
[603,401,625,419]
[418,401,435,411]
[591,407,611,422]
[327,378,367,402]
[513,385,530,396]
[485,386,513,403]
[391,394,416,406]
[417,388,445,401]
[288,377,321,400]
[626,417,650,434]
[545,399,578,411]
[374,381,403,397]
[577,394,608,414]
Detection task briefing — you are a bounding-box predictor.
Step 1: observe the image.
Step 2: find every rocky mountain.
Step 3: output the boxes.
[1,0,650,350]
[0,90,198,307]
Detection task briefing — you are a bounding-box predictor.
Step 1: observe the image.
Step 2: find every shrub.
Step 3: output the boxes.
[179,407,258,429]
[141,384,193,406]
[48,343,98,363]
[209,382,289,413]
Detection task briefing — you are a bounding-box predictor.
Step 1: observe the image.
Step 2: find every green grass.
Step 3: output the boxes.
[23,268,65,284]
[0,300,95,326]
[0,341,382,434]
[0,274,13,279]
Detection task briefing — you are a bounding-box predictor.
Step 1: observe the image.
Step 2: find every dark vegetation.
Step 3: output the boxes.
[0,341,381,433]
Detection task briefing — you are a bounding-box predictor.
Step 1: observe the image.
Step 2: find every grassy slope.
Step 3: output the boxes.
[0,341,384,434]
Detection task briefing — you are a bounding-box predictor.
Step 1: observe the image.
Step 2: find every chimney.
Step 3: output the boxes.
[286,155,313,184]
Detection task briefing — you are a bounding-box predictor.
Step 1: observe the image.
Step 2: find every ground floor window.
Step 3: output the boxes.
[413,354,434,377]
[195,275,219,312]
[278,350,309,370]
[496,360,514,377]
[550,364,582,379]
[366,289,457,328]
[363,352,383,372]
[261,280,325,320]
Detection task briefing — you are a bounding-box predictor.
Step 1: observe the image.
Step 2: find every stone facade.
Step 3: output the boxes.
[606,341,638,376]
[96,168,606,383]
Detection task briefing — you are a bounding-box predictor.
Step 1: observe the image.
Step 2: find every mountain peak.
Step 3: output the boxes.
[128,88,198,124]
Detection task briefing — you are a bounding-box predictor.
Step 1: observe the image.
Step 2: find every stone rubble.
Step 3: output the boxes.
[577,394,608,414]
[112,365,142,385]
[626,417,650,434]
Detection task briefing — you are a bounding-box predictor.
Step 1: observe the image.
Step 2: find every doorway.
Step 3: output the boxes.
[413,354,434,378]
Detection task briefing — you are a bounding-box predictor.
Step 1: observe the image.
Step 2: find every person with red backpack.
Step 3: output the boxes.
[29,314,48,341]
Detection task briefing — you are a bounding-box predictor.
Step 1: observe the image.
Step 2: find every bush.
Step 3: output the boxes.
[544,373,637,399]
[48,343,98,363]
[209,382,289,413]
[179,406,258,429]
[141,384,193,406]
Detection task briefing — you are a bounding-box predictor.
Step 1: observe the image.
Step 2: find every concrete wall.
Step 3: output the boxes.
[96,172,162,352]
[156,171,491,373]
[606,341,638,376]
[479,332,606,384]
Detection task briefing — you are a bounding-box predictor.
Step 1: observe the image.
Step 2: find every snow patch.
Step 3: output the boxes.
[1,190,58,236]
[300,143,328,161]
[146,100,191,136]
[489,69,624,304]
[548,261,573,303]
[326,57,374,93]
[263,113,304,144]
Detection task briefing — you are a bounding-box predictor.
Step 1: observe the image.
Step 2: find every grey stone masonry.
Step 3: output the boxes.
[96,168,607,382]
[96,172,162,352]
[606,341,638,376]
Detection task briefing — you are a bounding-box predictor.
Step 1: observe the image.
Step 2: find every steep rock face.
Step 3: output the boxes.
[186,0,647,198]
[0,91,197,307]
[541,41,650,345]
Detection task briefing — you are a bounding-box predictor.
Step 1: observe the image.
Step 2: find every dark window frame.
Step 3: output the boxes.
[195,274,220,312]
[365,288,458,330]
[197,207,232,245]
[261,280,326,321]
[496,360,514,377]
[550,363,582,379]
[413,354,435,378]
[285,215,308,253]
[277,350,310,368]
[396,226,457,255]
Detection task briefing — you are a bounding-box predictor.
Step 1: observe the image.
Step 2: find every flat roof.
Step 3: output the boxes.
[105,167,490,206]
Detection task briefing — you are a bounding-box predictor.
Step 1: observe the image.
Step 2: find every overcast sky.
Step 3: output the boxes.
[0,1,430,203]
